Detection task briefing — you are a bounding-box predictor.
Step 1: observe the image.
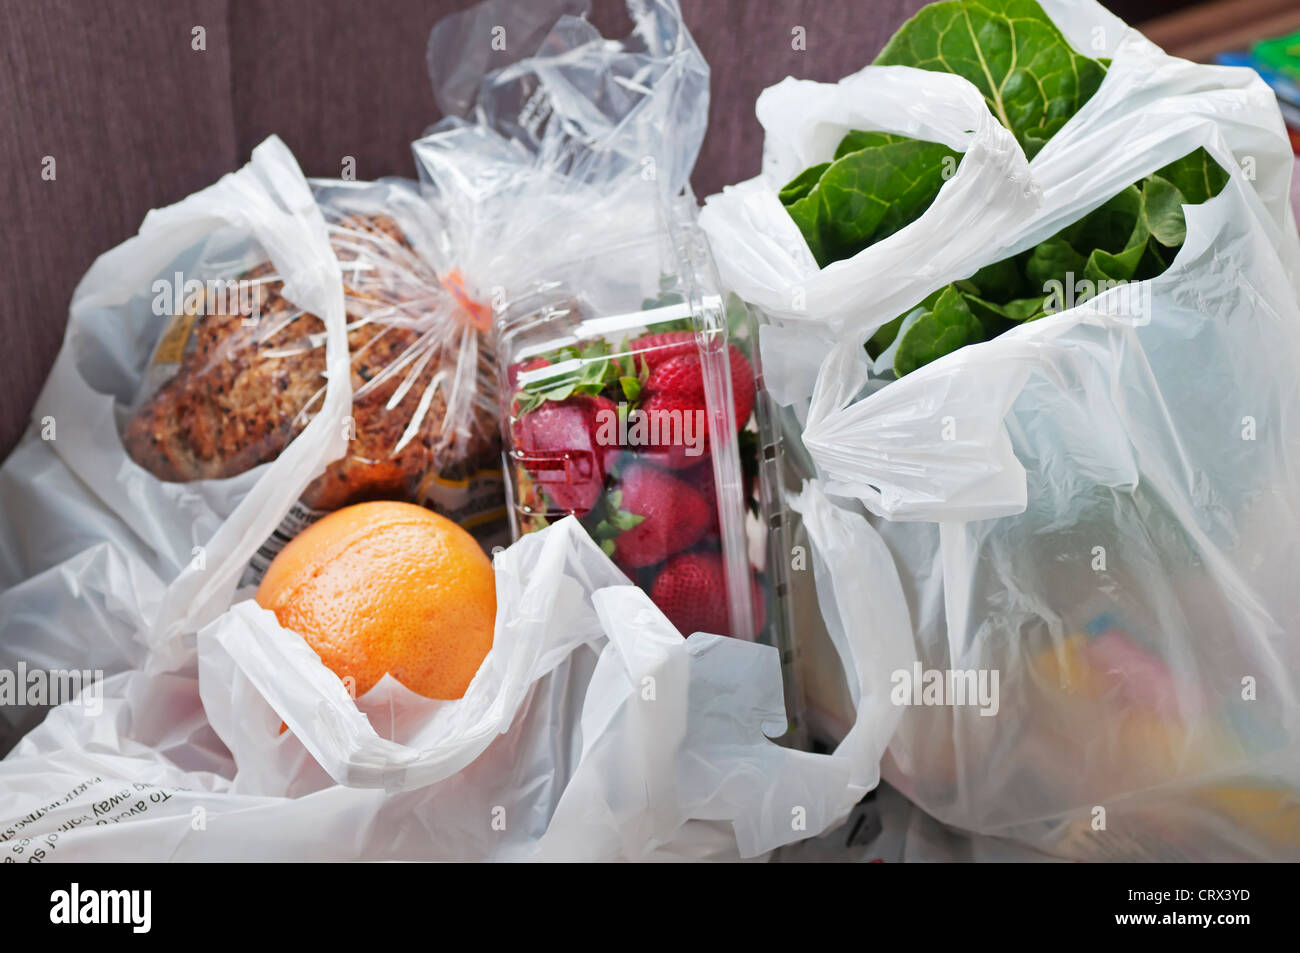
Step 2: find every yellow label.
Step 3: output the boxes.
[153,313,197,366]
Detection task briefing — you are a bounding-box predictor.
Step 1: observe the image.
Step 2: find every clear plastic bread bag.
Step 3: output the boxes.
[123,176,505,584]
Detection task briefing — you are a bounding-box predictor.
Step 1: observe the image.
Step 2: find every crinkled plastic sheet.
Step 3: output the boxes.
[3,519,863,861]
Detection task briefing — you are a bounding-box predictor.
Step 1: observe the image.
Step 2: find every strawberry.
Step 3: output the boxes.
[598,463,711,569]
[511,394,617,516]
[650,551,766,639]
[633,335,756,469]
[628,331,699,369]
[631,331,756,425]
[683,460,720,533]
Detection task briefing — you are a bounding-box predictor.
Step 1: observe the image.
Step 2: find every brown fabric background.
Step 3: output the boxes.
[0,0,1176,459]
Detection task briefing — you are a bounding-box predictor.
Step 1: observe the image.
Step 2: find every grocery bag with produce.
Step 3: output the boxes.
[702,0,1300,859]
[0,0,885,862]
[0,136,355,685]
[0,517,809,860]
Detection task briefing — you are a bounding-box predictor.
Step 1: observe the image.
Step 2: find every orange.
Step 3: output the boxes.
[256,501,496,700]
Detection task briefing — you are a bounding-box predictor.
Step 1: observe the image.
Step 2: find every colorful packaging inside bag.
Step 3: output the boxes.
[494,196,763,641]
[122,179,505,580]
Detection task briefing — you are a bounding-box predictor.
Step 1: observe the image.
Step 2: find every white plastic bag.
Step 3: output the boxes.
[808,162,1300,858]
[3,136,352,675]
[701,0,1300,859]
[2,517,873,861]
[416,0,767,645]
[1,19,882,851]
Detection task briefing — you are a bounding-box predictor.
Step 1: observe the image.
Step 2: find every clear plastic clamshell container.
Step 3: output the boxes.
[494,197,766,644]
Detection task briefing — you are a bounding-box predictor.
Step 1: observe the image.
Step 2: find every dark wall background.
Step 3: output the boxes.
[0,0,1197,459]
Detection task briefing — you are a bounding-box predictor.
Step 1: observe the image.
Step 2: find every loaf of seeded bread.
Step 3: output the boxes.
[123,212,499,510]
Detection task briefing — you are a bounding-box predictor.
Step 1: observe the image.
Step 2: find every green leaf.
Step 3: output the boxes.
[540,383,577,403]
[833,130,902,160]
[1024,237,1086,291]
[1064,184,1142,255]
[600,538,616,558]
[783,134,961,267]
[1153,146,1230,206]
[591,490,645,548]
[959,257,1028,301]
[1136,240,1175,280]
[790,0,1111,273]
[779,162,830,206]
[874,0,1107,160]
[1140,174,1188,247]
[1084,239,1146,283]
[641,288,688,314]
[620,375,642,403]
[893,286,986,376]
[966,290,1047,325]
[610,508,646,532]
[999,295,1049,321]
[960,292,1020,336]
[1021,115,1071,157]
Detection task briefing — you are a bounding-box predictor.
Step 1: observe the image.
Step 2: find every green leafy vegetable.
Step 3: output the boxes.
[771,0,1231,377]
[874,0,1107,160]
[1140,175,1188,247]
[782,133,960,267]
[1155,147,1231,205]
[778,163,830,205]
[892,285,986,376]
[883,147,1229,377]
[866,314,906,360]
[779,0,1109,270]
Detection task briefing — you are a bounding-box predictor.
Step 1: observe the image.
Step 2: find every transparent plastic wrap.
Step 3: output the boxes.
[415,0,771,645]
[122,177,504,580]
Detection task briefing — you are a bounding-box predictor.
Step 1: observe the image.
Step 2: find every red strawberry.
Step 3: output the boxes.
[650,551,766,639]
[634,338,755,469]
[628,331,699,369]
[605,463,711,569]
[683,460,720,533]
[638,388,709,469]
[631,331,756,425]
[511,394,617,516]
